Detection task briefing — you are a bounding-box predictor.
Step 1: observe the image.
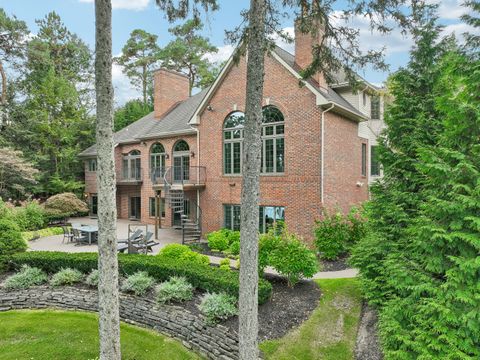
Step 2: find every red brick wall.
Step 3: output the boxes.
[154,69,189,119]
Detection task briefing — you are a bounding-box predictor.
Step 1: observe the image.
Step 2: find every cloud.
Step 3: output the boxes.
[112,58,141,106]
[426,0,467,20]
[79,0,150,11]
[273,26,295,54]
[204,44,235,64]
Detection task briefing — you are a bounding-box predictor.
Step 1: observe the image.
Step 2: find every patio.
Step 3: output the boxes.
[28,217,183,255]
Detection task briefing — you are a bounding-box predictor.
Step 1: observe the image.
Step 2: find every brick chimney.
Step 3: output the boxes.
[294,18,328,91]
[154,69,190,119]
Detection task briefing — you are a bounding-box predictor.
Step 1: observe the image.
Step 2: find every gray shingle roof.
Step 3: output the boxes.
[79,88,209,157]
[272,46,365,119]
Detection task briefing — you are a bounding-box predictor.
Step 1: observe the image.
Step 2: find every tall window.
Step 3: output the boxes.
[370,145,381,176]
[371,95,381,120]
[149,197,165,217]
[223,112,245,175]
[262,106,285,173]
[224,204,241,231]
[88,159,97,172]
[150,143,166,178]
[123,150,141,180]
[361,143,367,176]
[224,204,285,233]
[362,91,367,106]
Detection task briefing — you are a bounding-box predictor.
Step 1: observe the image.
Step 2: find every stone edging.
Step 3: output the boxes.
[0,286,239,360]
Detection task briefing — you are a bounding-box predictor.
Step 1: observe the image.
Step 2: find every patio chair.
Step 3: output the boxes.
[133,232,159,253]
[72,228,88,245]
[62,226,74,243]
[118,229,143,244]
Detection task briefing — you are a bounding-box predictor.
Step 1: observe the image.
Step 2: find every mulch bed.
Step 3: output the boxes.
[0,270,321,342]
[319,254,351,272]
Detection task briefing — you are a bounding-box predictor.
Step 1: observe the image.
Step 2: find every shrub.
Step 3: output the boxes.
[268,232,318,287]
[207,230,229,251]
[314,211,353,260]
[0,218,27,255]
[228,240,240,256]
[22,227,64,242]
[198,292,237,324]
[12,201,46,231]
[156,276,194,304]
[158,243,210,266]
[219,258,231,271]
[3,265,47,290]
[258,231,280,275]
[85,269,99,287]
[44,192,89,216]
[121,271,155,296]
[50,268,83,286]
[5,251,272,304]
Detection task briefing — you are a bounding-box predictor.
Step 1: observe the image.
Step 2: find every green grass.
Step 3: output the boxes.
[0,310,203,360]
[260,278,362,360]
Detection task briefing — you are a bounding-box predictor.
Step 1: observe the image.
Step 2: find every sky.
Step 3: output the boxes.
[0,0,476,105]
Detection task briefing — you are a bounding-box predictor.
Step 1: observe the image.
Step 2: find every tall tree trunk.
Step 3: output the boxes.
[239,0,266,359]
[142,64,147,106]
[95,0,121,359]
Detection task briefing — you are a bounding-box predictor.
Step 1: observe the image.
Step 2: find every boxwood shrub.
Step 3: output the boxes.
[3,251,272,304]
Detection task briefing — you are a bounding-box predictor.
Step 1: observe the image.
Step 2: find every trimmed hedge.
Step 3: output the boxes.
[3,251,272,304]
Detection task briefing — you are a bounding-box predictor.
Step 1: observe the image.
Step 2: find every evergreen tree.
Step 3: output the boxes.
[115,29,160,106]
[114,99,153,131]
[159,19,219,94]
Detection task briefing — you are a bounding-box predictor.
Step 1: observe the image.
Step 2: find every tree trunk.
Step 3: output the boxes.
[143,64,147,106]
[0,61,7,105]
[239,0,266,359]
[94,0,121,359]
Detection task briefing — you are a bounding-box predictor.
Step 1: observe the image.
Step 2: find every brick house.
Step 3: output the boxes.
[79,23,384,243]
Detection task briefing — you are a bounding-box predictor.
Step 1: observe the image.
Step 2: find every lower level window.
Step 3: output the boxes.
[224,204,241,231]
[149,197,165,218]
[223,204,285,233]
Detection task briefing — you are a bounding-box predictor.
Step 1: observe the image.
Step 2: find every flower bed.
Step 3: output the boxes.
[2,251,272,304]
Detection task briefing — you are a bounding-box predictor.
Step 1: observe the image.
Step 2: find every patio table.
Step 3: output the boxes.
[71,224,98,245]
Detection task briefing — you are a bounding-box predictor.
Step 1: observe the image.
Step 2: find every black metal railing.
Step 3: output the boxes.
[151,166,206,186]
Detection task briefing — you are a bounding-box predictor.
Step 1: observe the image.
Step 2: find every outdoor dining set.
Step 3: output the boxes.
[61,224,159,254]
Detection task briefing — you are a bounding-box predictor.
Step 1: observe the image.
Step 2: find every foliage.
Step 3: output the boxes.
[158,243,209,266]
[0,218,27,255]
[4,251,273,304]
[1,11,94,197]
[49,267,83,286]
[0,310,202,360]
[12,201,46,231]
[198,292,237,324]
[0,147,39,199]
[114,99,153,131]
[351,16,480,358]
[268,232,318,287]
[159,19,219,93]
[258,230,281,274]
[314,208,367,260]
[155,276,194,304]
[115,29,160,105]
[44,192,89,216]
[85,269,99,287]
[3,265,47,290]
[219,258,231,271]
[228,239,240,256]
[22,226,63,242]
[260,279,362,360]
[207,229,230,251]
[121,271,156,296]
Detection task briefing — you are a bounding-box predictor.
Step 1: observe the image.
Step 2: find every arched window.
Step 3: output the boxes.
[150,143,166,178]
[122,150,141,180]
[173,140,190,152]
[262,106,284,173]
[223,111,245,175]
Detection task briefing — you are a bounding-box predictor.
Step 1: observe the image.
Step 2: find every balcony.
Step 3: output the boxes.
[151,166,206,190]
[117,167,143,185]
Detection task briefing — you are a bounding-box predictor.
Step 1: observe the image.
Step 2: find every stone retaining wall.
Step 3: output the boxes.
[0,286,239,360]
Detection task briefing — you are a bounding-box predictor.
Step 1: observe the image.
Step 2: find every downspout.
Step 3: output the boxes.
[321,103,335,204]
[190,124,201,223]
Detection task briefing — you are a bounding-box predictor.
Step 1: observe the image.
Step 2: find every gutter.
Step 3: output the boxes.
[321,103,335,204]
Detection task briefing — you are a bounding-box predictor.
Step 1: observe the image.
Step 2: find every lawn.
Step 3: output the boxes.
[0,310,203,360]
[260,278,362,360]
